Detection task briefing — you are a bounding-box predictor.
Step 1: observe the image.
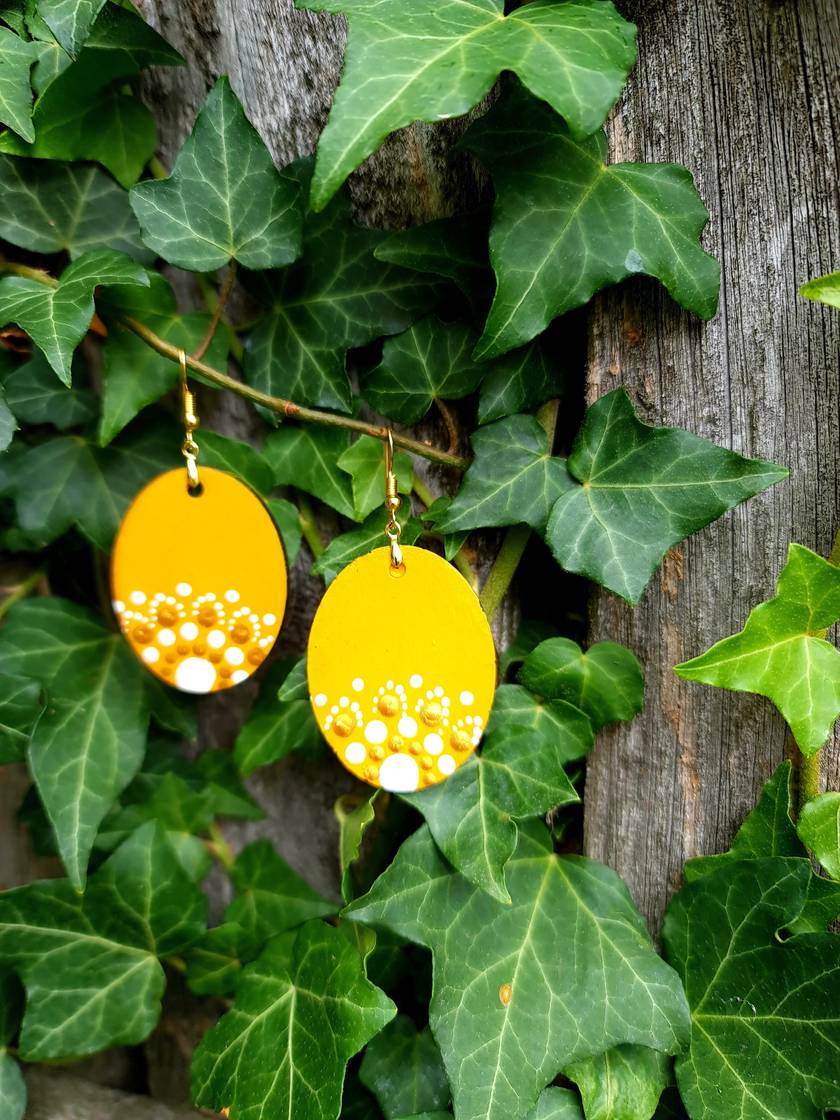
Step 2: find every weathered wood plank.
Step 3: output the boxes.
[24,1070,204,1120]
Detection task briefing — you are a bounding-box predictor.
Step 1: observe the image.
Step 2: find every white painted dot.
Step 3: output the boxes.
[424,733,444,756]
[249,614,259,623]
[207,629,226,649]
[180,622,199,641]
[225,647,245,666]
[314,693,327,708]
[142,647,159,664]
[175,657,216,693]
[166,596,175,605]
[434,686,444,697]
[112,599,125,614]
[398,716,418,738]
[426,690,434,699]
[124,611,134,621]
[387,680,394,690]
[231,670,249,684]
[364,720,388,745]
[224,590,240,603]
[410,674,423,688]
[345,743,367,765]
[340,696,349,707]
[438,754,456,776]
[158,629,175,647]
[176,582,192,597]
[460,690,475,706]
[474,715,483,726]
[352,678,365,692]
[129,591,146,605]
[331,705,339,714]
[379,753,420,792]
[263,613,276,626]
[351,702,360,712]
[206,593,216,601]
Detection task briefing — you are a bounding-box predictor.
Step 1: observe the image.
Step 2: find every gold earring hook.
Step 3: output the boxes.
[179,349,200,491]
[383,429,402,569]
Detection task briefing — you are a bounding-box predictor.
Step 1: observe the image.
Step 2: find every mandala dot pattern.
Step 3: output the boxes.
[111,467,287,693]
[308,545,497,791]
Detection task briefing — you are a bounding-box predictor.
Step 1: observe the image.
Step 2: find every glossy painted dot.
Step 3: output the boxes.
[379,753,420,792]
[175,657,216,693]
[345,743,366,765]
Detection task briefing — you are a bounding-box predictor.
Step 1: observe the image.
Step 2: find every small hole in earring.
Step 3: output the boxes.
[389,562,406,579]
[187,483,204,498]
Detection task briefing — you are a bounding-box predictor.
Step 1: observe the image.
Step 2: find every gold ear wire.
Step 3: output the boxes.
[383,429,403,569]
[179,350,200,490]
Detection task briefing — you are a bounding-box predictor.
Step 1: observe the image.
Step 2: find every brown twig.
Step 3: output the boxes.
[192,261,237,361]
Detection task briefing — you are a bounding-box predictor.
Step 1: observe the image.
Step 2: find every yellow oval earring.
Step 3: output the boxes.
[110,352,287,694]
[307,432,497,792]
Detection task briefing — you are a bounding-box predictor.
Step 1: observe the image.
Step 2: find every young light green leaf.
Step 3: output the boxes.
[297,0,637,211]
[244,182,439,411]
[478,339,563,426]
[518,638,643,731]
[360,1014,450,1119]
[312,512,423,585]
[565,1045,670,1120]
[434,415,573,534]
[337,790,378,904]
[348,823,690,1120]
[264,426,356,519]
[0,28,38,141]
[403,722,583,902]
[3,351,97,429]
[338,435,414,521]
[800,270,840,309]
[0,821,206,1059]
[276,656,309,703]
[664,857,840,1120]
[0,598,150,888]
[463,85,719,359]
[192,921,396,1120]
[545,389,787,604]
[796,793,840,880]
[0,156,152,261]
[234,660,324,775]
[224,840,335,945]
[0,672,42,764]
[0,249,148,384]
[675,544,840,753]
[131,77,302,271]
[500,621,560,677]
[485,684,593,767]
[38,0,106,56]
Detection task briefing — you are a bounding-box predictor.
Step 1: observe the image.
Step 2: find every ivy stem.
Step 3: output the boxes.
[413,476,476,587]
[436,396,460,455]
[0,569,45,620]
[192,260,237,362]
[297,495,325,559]
[206,822,235,870]
[479,399,560,621]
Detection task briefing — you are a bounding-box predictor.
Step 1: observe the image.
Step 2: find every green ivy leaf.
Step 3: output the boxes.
[297,0,637,211]
[0,249,148,384]
[0,385,16,449]
[266,496,303,564]
[348,823,690,1120]
[264,426,356,519]
[0,821,206,1059]
[485,684,593,767]
[0,3,26,35]
[244,183,439,411]
[796,793,840,880]
[38,0,106,56]
[184,921,259,998]
[463,86,720,359]
[664,856,840,1120]
[360,1014,450,1119]
[565,1045,670,1120]
[234,660,323,775]
[337,790,378,904]
[477,339,562,426]
[277,656,308,703]
[412,1089,586,1120]
[545,389,787,604]
[224,840,335,945]
[312,512,423,585]
[0,672,42,764]
[675,544,840,753]
[0,974,25,1120]
[3,351,97,429]
[0,28,38,141]
[192,921,396,1120]
[435,415,573,534]
[0,1052,25,1120]
[499,621,559,677]
[0,597,151,888]
[518,638,643,731]
[800,270,840,309]
[130,77,302,271]
[200,430,275,496]
[338,435,414,521]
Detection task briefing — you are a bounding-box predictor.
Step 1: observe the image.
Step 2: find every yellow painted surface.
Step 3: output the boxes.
[111,467,287,693]
[308,545,497,791]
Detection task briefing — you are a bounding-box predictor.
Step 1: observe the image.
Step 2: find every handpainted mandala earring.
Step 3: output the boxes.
[110,351,287,694]
[307,431,497,792]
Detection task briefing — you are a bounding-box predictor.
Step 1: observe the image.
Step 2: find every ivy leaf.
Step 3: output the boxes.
[244,183,439,412]
[435,415,573,534]
[297,0,637,210]
[130,77,302,271]
[796,793,840,880]
[0,155,151,261]
[362,318,486,425]
[267,497,303,564]
[0,672,42,764]
[518,638,643,731]
[3,351,97,429]
[192,921,396,1120]
[264,426,356,519]
[234,660,323,775]
[478,339,563,426]
[485,684,593,767]
[663,856,840,1120]
[38,0,106,56]
[0,28,38,141]
[185,921,259,998]
[0,970,25,1120]
[0,1051,25,1120]
[545,389,787,604]
[0,249,149,384]
[526,1090,585,1120]
[200,430,275,496]
[223,840,335,945]
[0,385,16,449]
[348,823,690,1120]
[500,621,559,677]
[800,270,840,309]
[338,436,414,521]
[360,1014,450,1119]
[0,821,206,1059]
[277,656,309,702]
[565,1045,670,1120]
[463,86,720,359]
[403,723,583,902]
[337,791,378,904]
[675,544,840,753]
[0,597,150,889]
[312,512,423,585]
